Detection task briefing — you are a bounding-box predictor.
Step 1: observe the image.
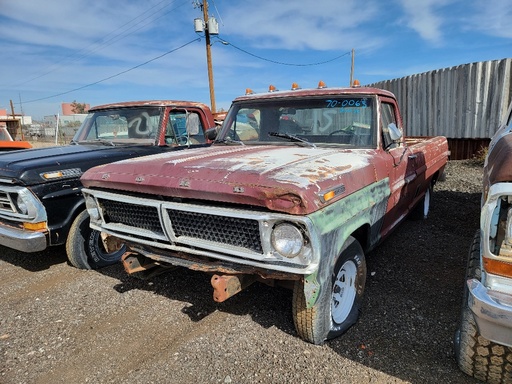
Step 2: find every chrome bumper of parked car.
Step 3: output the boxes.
[468,278,512,347]
[0,224,47,253]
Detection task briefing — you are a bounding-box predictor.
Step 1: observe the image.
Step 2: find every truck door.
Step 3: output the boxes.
[379,99,416,237]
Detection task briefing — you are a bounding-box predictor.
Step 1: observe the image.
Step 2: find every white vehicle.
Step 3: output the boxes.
[454,101,512,383]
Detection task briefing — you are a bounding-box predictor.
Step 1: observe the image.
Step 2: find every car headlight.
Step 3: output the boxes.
[271,223,304,258]
[16,194,28,214]
[484,191,512,279]
[84,193,100,222]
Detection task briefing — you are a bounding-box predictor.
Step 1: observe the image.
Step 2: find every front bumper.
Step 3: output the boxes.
[0,224,47,253]
[468,278,512,347]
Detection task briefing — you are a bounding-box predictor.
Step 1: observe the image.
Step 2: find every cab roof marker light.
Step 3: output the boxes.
[291,82,301,90]
[352,79,361,88]
[317,80,327,89]
[268,84,278,92]
[245,88,254,95]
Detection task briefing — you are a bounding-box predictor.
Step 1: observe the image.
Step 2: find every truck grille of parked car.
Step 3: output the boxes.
[99,199,163,235]
[166,209,263,253]
[0,191,15,213]
[97,197,264,254]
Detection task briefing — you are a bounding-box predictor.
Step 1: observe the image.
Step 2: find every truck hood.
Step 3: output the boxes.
[0,140,32,151]
[0,144,159,186]
[82,145,380,215]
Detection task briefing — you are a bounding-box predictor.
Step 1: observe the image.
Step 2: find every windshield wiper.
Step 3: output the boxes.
[215,137,245,146]
[268,132,316,147]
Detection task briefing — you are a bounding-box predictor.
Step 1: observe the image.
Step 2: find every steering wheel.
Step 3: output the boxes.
[329,125,355,136]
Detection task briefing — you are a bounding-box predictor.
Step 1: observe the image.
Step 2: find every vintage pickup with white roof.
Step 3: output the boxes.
[80,81,449,344]
[454,100,512,383]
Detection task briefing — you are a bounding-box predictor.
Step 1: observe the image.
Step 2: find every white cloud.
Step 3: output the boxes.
[469,0,512,38]
[218,0,383,51]
[396,0,454,44]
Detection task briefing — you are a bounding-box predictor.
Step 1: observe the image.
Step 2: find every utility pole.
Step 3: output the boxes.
[9,99,22,140]
[350,49,355,86]
[199,1,217,113]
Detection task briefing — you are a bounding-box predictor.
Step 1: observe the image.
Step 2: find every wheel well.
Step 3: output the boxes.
[351,224,370,252]
[60,201,87,242]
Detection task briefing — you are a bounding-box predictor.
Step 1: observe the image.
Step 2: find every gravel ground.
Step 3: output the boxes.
[0,160,483,384]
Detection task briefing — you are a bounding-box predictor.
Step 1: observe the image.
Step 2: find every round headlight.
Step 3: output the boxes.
[84,194,100,221]
[16,194,28,215]
[271,223,303,258]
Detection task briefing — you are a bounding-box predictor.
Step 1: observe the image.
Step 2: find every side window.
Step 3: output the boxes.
[381,103,397,149]
[166,111,205,145]
[230,109,260,141]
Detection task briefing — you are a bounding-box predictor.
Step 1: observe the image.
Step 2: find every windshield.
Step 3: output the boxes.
[73,107,163,144]
[220,96,375,147]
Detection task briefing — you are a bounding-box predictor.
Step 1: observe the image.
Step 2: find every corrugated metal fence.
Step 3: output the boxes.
[369,58,512,159]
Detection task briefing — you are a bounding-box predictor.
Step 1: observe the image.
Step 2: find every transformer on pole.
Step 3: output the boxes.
[194,1,218,113]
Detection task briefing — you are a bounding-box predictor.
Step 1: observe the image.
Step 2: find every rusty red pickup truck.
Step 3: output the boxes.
[80,82,449,344]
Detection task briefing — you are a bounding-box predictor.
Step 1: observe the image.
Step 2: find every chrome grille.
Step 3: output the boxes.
[167,209,263,253]
[99,199,163,235]
[0,191,15,212]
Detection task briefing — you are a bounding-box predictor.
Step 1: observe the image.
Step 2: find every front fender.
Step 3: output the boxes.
[303,179,390,308]
[39,184,86,246]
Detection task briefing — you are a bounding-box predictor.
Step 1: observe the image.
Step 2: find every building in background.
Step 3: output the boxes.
[0,109,32,140]
[40,102,89,140]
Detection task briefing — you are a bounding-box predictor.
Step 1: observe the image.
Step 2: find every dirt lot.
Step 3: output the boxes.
[0,160,483,384]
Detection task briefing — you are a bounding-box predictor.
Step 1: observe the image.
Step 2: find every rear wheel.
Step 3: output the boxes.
[454,230,512,383]
[66,210,125,270]
[292,236,366,344]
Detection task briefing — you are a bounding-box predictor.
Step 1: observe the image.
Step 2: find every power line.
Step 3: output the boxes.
[19,38,201,105]
[8,0,189,88]
[215,36,352,66]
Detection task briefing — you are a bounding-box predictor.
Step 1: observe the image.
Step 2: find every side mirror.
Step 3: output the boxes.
[205,127,218,141]
[186,113,200,135]
[388,123,402,141]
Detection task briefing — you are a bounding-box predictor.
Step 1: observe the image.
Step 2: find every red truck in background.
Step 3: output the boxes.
[80,82,449,344]
[0,126,32,151]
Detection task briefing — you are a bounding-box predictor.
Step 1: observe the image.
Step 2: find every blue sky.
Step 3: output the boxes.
[0,0,510,119]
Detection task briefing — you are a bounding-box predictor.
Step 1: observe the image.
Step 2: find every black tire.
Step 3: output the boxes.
[410,184,432,220]
[454,230,512,383]
[292,236,367,344]
[66,210,125,270]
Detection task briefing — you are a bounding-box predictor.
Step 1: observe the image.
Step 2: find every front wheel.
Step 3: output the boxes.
[292,236,367,344]
[66,210,126,270]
